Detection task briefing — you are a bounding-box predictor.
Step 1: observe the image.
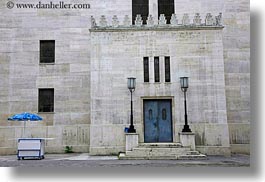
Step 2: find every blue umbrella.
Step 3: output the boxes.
[8,112,43,137]
[8,112,43,121]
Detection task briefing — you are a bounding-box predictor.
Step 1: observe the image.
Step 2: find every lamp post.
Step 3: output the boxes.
[127,77,136,133]
[180,77,192,132]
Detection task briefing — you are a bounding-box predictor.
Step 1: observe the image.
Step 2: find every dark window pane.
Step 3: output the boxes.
[154,57,160,82]
[143,57,149,82]
[39,89,54,112]
[132,0,149,24]
[40,40,55,63]
[158,0,174,24]
[165,56,171,82]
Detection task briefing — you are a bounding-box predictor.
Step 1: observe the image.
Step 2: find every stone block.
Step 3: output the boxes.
[77,125,90,145]
[230,144,250,154]
[204,124,230,147]
[62,126,78,146]
[179,132,195,151]
[228,123,250,144]
[196,146,231,156]
[0,128,16,147]
[125,133,139,151]
[46,126,63,147]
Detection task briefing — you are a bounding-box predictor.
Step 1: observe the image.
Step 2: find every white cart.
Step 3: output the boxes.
[17,138,45,160]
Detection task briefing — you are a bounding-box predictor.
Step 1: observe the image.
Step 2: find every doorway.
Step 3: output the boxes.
[144,99,173,142]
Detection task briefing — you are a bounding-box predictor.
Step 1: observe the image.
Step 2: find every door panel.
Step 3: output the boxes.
[144,101,158,142]
[144,100,173,143]
[157,101,172,142]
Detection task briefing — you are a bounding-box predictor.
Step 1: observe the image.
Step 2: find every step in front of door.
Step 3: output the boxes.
[119,146,192,160]
[139,142,182,148]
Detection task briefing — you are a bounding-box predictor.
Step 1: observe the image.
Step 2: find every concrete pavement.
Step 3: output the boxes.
[0,153,250,167]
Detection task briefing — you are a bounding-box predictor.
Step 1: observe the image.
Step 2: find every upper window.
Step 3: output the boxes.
[38,88,54,112]
[158,0,174,24]
[154,57,160,82]
[40,40,55,63]
[165,56,171,82]
[132,0,149,25]
[143,57,149,82]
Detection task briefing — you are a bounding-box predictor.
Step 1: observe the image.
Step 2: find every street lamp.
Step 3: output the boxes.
[127,77,136,133]
[180,77,192,132]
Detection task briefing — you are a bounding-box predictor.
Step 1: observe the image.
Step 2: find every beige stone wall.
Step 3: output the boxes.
[0,0,250,155]
[90,28,230,155]
[0,0,94,154]
[222,1,250,153]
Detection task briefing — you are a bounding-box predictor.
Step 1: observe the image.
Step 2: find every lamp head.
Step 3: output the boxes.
[180,77,188,92]
[127,77,136,92]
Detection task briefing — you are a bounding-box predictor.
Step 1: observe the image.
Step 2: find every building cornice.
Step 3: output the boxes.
[89,13,224,32]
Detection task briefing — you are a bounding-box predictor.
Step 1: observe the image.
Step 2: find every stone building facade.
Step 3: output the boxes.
[0,0,250,156]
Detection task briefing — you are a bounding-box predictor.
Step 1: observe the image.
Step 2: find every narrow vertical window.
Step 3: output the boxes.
[132,0,149,24]
[154,57,160,82]
[40,40,55,63]
[165,56,171,82]
[39,88,54,112]
[143,57,149,82]
[158,0,175,24]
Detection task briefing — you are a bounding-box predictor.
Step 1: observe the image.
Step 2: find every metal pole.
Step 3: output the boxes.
[24,120,26,137]
[182,90,191,132]
[184,91,187,126]
[128,90,136,133]
[130,91,133,127]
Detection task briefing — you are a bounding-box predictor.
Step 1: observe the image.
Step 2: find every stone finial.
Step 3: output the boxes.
[91,16,97,27]
[193,13,201,26]
[158,14,167,26]
[99,15,108,27]
[205,13,214,26]
[112,15,119,27]
[135,14,143,26]
[182,13,190,25]
[170,14,178,26]
[215,13,222,26]
[123,15,131,26]
[146,14,154,26]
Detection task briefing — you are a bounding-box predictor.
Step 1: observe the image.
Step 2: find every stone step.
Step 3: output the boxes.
[139,143,183,148]
[119,153,178,160]
[186,151,200,155]
[123,146,191,159]
[119,146,207,160]
[119,150,207,160]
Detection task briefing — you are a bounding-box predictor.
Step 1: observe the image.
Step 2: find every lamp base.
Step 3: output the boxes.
[128,125,136,133]
[182,125,192,132]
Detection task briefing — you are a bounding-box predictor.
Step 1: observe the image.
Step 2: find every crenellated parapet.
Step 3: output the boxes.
[90,13,223,30]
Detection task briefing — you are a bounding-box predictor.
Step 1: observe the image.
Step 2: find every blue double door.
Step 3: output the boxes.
[144,100,173,143]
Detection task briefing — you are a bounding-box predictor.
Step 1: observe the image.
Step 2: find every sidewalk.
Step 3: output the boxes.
[0,153,250,167]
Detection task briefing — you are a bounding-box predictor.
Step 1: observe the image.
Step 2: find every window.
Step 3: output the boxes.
[40,40,55,63]
[154,57,160,82]
[143,57,149,82]
[165,56,171,82]
[132,0,149,24]
[158,0,174,24]
[38,88,54,112]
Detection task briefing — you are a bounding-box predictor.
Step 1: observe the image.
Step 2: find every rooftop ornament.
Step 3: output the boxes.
[90,13,223,30]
